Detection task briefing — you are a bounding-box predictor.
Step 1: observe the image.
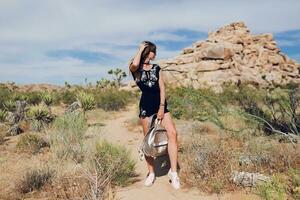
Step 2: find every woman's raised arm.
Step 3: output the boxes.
[129,42,148,72]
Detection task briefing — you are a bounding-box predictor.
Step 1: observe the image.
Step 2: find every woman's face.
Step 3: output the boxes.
[148,51,156,60]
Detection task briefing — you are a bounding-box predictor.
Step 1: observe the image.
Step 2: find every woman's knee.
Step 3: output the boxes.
[167,129,177,142]
[140,117,149,135]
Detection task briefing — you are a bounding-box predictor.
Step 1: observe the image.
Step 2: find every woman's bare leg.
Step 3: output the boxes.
[160,112,178,172]
[140,117,155,174]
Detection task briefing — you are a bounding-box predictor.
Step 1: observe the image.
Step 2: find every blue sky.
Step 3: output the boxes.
[0,0,300,85]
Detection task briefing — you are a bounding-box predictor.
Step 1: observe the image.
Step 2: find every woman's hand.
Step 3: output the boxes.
[139,42,148,51]
[157,106,164,120]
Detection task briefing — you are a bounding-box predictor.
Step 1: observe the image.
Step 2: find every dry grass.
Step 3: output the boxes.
[180,120,300,196]
[180,128,236,193]
[238,136,300,174]
[16,165,55,194]
[86,108,113,126]
[0,130,6,145]
[49,112,87,163]
[16,133,50,154]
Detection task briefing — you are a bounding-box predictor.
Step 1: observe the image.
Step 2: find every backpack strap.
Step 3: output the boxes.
[148,113,157,130]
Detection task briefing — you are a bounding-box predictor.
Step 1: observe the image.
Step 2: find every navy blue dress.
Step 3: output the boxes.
[131,63,170,118]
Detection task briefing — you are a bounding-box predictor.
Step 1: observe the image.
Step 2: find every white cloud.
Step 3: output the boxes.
[0,0,300,84]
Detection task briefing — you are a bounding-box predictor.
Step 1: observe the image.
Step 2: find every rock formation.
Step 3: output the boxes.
[155,22,300,91]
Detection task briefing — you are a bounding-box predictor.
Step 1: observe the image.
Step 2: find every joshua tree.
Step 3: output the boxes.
[107,68,127,87]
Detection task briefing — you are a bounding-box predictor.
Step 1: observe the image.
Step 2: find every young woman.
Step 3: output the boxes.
[128,41,180,189]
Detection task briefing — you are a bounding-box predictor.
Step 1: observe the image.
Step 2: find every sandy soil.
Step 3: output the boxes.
[99,103,261,200]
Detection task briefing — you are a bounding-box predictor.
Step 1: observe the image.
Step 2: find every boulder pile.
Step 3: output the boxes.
[156,22,300,91]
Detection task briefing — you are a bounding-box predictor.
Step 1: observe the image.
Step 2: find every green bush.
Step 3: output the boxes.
[24,91,43,105]
[90,139,136,186]
[257,175,287,200]
[60,90,76,105]
[289,169,300,199]
[167,87,224,128]
[0,85,13,110]
[16,134,49,154]
[96,77,113,89]
[95,88,134,111]
[168,84,300,140]
[50,112,87,163]
[235,87,300,139]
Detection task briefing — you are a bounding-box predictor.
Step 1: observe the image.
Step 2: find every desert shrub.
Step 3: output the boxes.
[16,134,49,154]
[17,166,55,193]
[89,139,136,186]
[220,83,265,106]
[289,169,300,199]
[167,87,225,128]
[48,90,62,105]
[0,85,13,109]
[0,109,7,122]
[95,88,134,111]
[3,100,16,112]
[26,104,54,132]
[0,131,5,145]
[239,136,299,174]
[169,85,300,142]
[23,91,43,105]
[50,112,87,163]
[256,175,287,200]
[180,132,234,193]
[96,77,113,89]
[12,92,28,102]
[60,90,76,105]
[40,92,54,107]
[224,84,300,139]
[76,91,96,113]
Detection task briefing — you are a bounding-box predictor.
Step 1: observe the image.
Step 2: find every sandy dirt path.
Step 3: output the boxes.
[99,103,261,200]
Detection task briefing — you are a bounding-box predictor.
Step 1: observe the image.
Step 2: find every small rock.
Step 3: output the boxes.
[231,170,270,187]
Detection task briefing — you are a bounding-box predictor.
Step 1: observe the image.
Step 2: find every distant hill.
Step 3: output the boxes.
[0,82,63,92]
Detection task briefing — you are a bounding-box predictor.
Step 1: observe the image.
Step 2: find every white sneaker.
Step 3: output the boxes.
[167,169,180,189]
[144,172,155,187]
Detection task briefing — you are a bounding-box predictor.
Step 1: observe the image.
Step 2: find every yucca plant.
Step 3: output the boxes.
[0,109,7,122]
[27,104,54,132]
[41,92,54,107]
[76,91,96,114]
[3,100,16,112]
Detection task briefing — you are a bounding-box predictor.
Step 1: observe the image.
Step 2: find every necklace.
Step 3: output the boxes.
[142,62,153,71]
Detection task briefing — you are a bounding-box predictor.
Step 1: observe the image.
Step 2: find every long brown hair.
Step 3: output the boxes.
[128,41,156,81]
